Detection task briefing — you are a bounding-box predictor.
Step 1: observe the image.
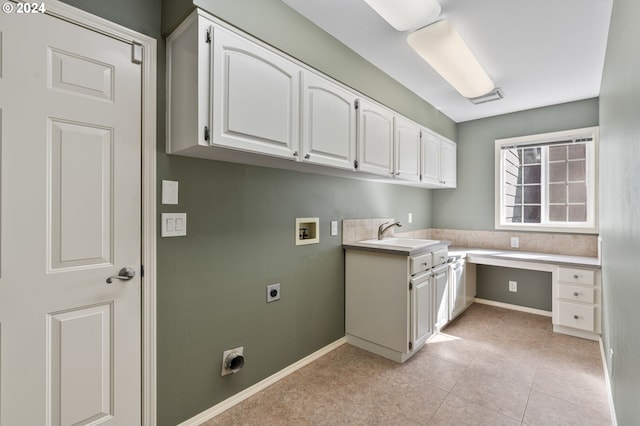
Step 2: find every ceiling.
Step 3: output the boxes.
[282,0,613,123]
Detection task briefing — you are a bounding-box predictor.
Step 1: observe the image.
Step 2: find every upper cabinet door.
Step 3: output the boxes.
[301,71,357,170]
[421,132,441,185]
[212,26,301,159]
[440,139,457,188]
[357,99,394,176]
[394,116,421,182]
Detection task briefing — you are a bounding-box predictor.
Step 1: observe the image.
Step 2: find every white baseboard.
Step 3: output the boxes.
[474,298,552,317]
[599,338,618,426]
[178,337,347,426]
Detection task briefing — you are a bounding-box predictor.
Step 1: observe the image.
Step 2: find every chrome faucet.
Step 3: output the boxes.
[378,221,402,240]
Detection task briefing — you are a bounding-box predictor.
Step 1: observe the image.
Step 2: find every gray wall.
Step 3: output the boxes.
[432,99,599,230]
[599,0,640,423]
[431,100,599,312]
[50,0,458,424]
[476,266,552,311]
[157,1,455,424]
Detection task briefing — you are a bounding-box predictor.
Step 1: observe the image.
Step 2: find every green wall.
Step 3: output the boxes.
[599,0,640,423]
[431,100,599,313]
[157,158,432,424]
[60,0,453,423]
[432,99,599,230]
[476,266,552,311]
[157,1,455,424]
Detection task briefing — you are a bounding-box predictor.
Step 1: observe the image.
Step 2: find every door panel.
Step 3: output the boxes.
[49,48,115,101]
[50,119,113,270]
[48,304,113,426]
[411,278,433,349]
[0,11,141,425]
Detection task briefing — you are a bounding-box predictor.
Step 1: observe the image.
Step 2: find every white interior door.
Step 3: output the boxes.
[0,10,142,425]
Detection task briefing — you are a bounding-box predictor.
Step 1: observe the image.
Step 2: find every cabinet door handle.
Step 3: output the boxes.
[573,274,579,279]
[304,153,310,159]
[573,315,580,320]
[293,151,298,157]
[574,292,580,297]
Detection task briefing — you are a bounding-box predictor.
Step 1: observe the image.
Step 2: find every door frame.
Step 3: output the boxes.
[42,1,158,424]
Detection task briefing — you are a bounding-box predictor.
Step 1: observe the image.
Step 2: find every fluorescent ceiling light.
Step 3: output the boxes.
[407,20,495,99]
[469,87,505,104]
[363,0,441,32]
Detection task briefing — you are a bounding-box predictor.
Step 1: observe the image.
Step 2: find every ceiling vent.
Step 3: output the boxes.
[469,87,504,105]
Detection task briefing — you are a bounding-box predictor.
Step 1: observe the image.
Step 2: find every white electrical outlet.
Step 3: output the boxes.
[510,237,519,248]
[509,281,518,292]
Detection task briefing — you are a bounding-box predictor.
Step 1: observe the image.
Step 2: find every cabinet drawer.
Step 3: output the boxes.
[432,248,448,266]
[410,253,432,275]
[558,267,595,285]
[558,301,595,332]
[558,284,595,303]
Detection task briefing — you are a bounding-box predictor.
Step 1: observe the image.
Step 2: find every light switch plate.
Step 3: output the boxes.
[162,180,179,205]
[330,220,338,236]
[162,213,187,237]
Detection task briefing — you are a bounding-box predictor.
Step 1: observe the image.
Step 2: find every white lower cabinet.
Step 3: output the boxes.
[433,266,449,331]
[411,274,434,350]
[449,257,466,320]
[554,266,601,339]
[448,256,475,321]
[345,249,452,363]
[346,249,446,363]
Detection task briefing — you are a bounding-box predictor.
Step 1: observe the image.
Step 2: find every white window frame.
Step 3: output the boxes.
[495,127,599,234]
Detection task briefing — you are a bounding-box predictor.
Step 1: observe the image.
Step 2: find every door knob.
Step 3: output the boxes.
[106,266,136,284]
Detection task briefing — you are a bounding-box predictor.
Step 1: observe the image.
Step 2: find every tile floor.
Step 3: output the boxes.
[203,304,612,425]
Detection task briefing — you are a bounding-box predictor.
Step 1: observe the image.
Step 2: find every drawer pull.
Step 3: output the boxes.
[573,315,580,320]
[573,274,579,279]
[574,292,580,297]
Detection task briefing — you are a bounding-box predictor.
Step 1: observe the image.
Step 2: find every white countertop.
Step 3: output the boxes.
[449,247,601,269]
[342,240,450,256]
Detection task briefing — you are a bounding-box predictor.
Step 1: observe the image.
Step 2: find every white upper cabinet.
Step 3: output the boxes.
[356,98,394,176]
[422,131,457,188]
[166,10,457,188]
[301,71,357,170]
[166,13,213,154]
[212,25,301,159]
[394,116,422,182]
[440,140,457,187]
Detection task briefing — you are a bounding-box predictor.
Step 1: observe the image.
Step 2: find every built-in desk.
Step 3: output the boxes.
[449,247,601,341]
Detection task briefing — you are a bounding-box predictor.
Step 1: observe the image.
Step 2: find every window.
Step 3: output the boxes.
[495,127,598,233]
